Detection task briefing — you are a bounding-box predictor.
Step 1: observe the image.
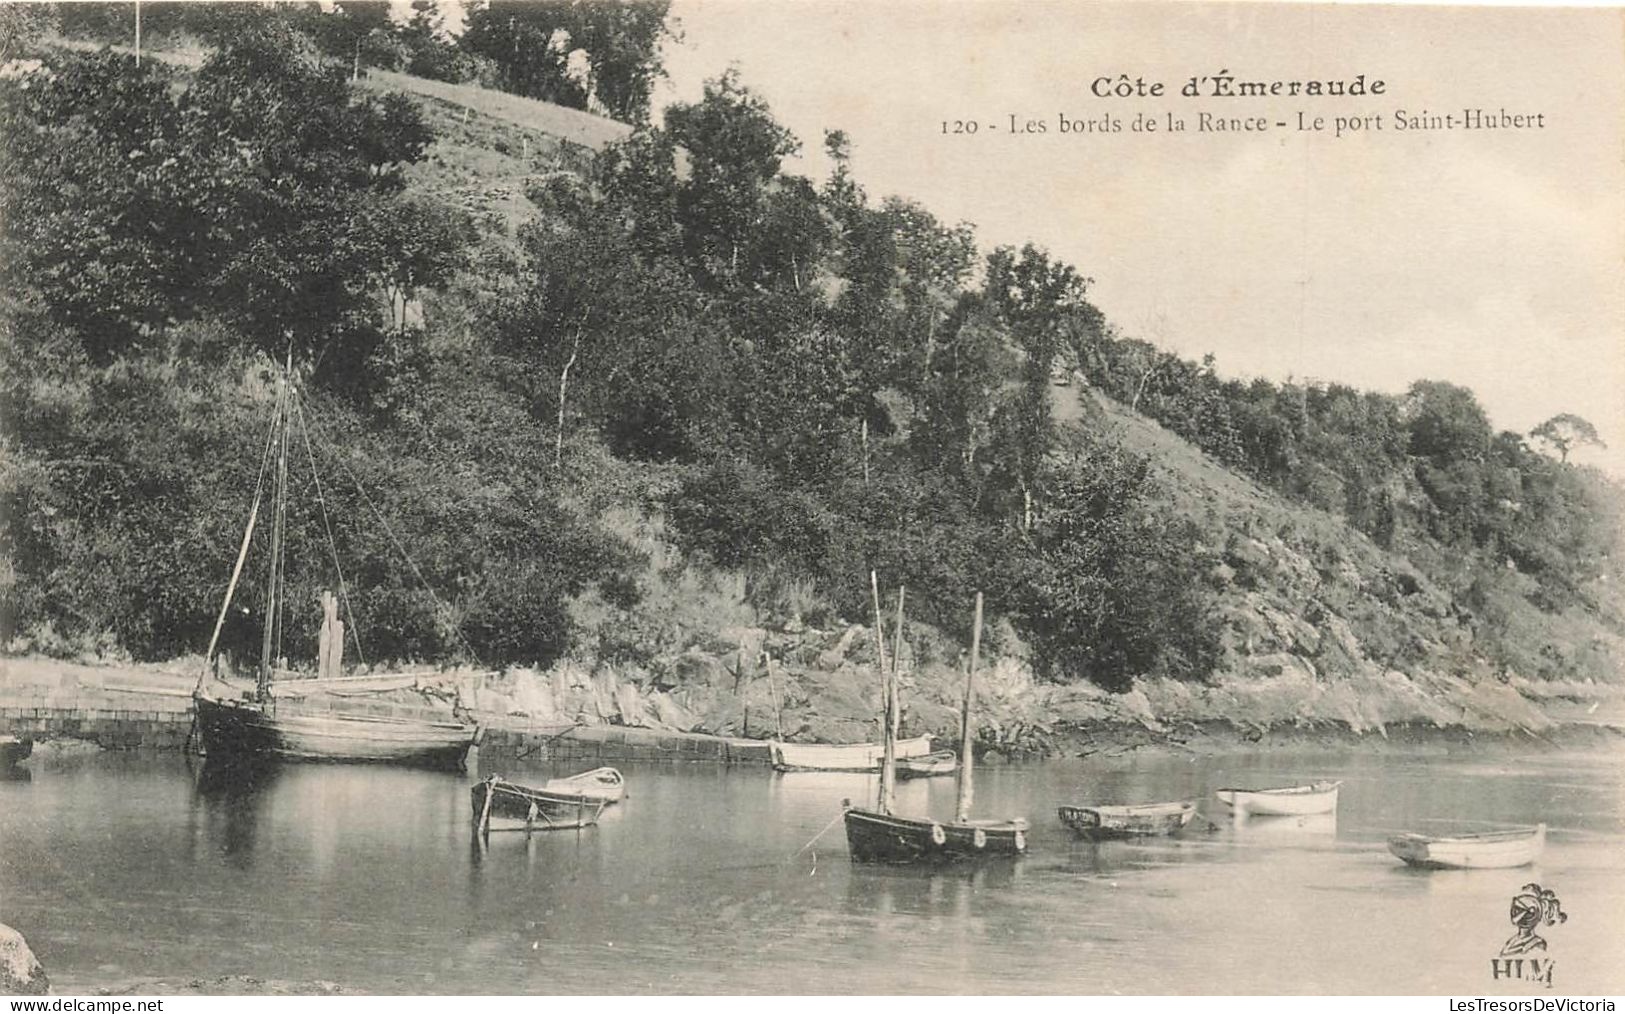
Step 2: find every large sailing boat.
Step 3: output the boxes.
[192,360,477,771]
[843,583,1028,862]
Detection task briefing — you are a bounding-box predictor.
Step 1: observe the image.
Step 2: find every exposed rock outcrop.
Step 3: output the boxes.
[0,924,48,996]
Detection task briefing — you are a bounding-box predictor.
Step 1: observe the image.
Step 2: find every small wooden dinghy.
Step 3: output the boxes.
[1,735,32,768]
[1388,824,1546,869]
[471,775,609,833]
[1215,780,1341,816]
[1057,800,1197,839]
[895,750,957,780]
[543,766,625,804]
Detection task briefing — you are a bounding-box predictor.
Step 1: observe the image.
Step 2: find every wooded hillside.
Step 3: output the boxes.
[3,6,1620,707]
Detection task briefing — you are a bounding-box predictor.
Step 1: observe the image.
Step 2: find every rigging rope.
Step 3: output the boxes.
[293,391,368,668]
[293,387,485,667]
[790,809,846,860]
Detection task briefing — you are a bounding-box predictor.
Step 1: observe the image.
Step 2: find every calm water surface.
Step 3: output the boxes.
[2,745,1622,994]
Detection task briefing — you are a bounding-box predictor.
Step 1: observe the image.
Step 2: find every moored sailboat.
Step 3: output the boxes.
[843,584,1028,862]
[192,359,477,771]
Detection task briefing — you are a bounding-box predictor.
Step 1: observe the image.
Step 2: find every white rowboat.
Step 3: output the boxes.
[770,734,933,772]
[1388,824,1546,869]
[1215,780,1341,816]
[543,766,625,804]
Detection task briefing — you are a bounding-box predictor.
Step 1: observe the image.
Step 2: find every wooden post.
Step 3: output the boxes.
[955,592,984,822]
[764,653,783,738]
[881,586,904,814]
[317,594,331,681]
[869,571,892,813]
[317,591,343,680]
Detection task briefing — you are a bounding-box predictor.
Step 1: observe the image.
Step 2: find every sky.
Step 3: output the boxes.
[648,1,1625,474]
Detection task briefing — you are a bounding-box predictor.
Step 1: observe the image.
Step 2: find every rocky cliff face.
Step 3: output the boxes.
[449,393,1620,753]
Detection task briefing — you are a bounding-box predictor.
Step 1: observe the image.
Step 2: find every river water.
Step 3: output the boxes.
[2,743,1621,994]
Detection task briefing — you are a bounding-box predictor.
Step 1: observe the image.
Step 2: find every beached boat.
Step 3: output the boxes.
[1388,824,1546,869]
[895,750,957,779]
[1215,780,1341,816]
[844,586,1027,863]
[1056,800,1197,839]
[543,766,625,804]
[1,735,32,768]
[471,775,608,832]
[192,358,477,771]
[770,734,934,772]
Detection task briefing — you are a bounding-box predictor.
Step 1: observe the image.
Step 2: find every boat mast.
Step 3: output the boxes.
[881,586,905,813]
[257,356,292,702]
[955,591,984,822]
[869,571,894,815]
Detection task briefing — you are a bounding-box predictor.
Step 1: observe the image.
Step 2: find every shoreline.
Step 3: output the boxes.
[4,653,1622,765]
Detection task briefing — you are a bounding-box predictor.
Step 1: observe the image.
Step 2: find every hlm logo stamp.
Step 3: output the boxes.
[1491,883,1567,988]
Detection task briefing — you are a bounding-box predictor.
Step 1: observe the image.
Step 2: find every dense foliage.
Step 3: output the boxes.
[2,25,1618,694]
[0,41,626,670]
[48,0,675,123]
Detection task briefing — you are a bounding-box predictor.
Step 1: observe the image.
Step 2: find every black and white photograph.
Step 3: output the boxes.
[1,0,1622,998]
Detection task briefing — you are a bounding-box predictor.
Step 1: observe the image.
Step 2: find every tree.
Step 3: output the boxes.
[663,70,801,290]
[0,3,56,62]
[1530,413,1605,463]
[459,0,675,122]
[984,243,1093,527]
[1016,433,1220,690]
[0,51,193,356]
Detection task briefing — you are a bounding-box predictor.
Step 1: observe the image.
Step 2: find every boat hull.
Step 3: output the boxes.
[1,735,32,768]
[770,734,933,772]
[471,778,608,831]
[843,807,1027,862]
[543,766,625,804]
[1057,801,1196,839]
[1215,781,1341,816]
[195,694,474,771]
[1388,825,1545,869]
[895,751,958,779]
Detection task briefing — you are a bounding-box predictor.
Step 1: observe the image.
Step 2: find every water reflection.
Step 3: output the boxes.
[3,765,32,783]
[1230,811,1339,839]
[2,748,1622,994]
[191,758,282,868]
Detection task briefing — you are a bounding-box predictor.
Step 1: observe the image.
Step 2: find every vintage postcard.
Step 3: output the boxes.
[1,0,1621,999]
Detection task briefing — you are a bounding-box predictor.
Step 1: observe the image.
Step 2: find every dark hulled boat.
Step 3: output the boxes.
[192,358,476,769]
[194,693,474,771]
[1,735,32,769]
[843,585,1028,863]
[844,806,1027,860]
[1056,800,1197,840]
